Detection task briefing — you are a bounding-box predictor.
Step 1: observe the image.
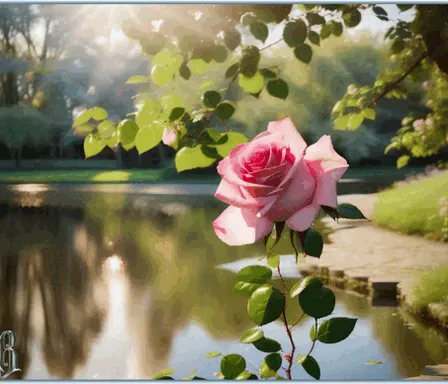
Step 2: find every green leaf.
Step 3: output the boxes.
[213,44,228,63]
[117,119,139,145]
[267,79,289,100]
[260,353,282,379]
[240,327,264,344]
[260,68,277,79]
[225,63,239,79]
[136,99,160,128]
[74,123,95,134]
[189,59,208,74]
[310,323,317,341]
[234,265,272,288]
[362,108,376,120]
[175,146,216,172]
[204,352,221,358]
[337,203,367,220]
[391,39,405,54]
[73,109,92,127]
[306,12,326,26]
[276,376,287,380]
[151,64,173,86]
[317,317,357,344]
[224,28,241,51]
[235,371,258,380]
[322,206,339,221]
[179,63,191,80]
[290,276,323,298]
[84,133,106,158]
[215,101,236,122]
[135,123,164,154]
[221,354,246,379]
[331,21,343,36]
[320,24,332,40]
[97,120,116,140]
[397,154,410,169]
[366,360,383,365]
[201,145,219,159]
[348,113,364,130]
[334,114,350,130]
[216,132,248,157]
[202,91,222,108]
[308,31,320,46]
[283,20,307,47]
[152,369,174,379]
[294,44,313,64]
[90,107,108,121]
[252,337,281,353]
[342,9,362,28]
[299,285,335,319]
[267,253,280,269]
[239,72,264,94]
[191,377,206,380]
[169,107,185,121]
[126,75,148,84]
[373,6,387,17]
[241,12,257,27]
[303,228,323,258]
[104,131,119,149]
[296,355,320,380]
[240,46,261,78]
[247,285,285,326]
[250,21,269,43]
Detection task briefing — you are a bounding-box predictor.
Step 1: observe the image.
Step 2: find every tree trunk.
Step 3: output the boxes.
[157,143,167,168]
[114,145,123,169]
[2,73,19,106]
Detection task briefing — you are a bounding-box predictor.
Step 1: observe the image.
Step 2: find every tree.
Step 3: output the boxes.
[76,4,447,170]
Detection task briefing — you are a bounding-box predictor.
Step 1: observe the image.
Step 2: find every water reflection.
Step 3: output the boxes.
[0,197,447,379]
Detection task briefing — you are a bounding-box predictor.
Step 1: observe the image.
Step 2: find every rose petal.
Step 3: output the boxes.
[267,118,307,159]
[215,179,277,208]
[312,171,342,208]
[265,161,316,222]
[212,206,273,246]
[304,135,348,178]
[286,204,321,232]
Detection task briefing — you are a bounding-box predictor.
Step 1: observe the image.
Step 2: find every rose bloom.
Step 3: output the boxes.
[162,127,177,146]
[212,118,348,246]
[413,119,425,131]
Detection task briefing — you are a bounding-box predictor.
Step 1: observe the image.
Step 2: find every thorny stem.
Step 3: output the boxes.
[277,264,295,380]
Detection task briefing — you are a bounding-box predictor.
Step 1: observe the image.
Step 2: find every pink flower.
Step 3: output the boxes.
[162,127,177,146]
[212,118,349,246]
[413,119,425,131]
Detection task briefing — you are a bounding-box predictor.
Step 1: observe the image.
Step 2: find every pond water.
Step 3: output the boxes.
[1,189,448,380]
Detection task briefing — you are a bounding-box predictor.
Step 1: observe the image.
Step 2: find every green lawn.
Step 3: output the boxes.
[372,170,448,241]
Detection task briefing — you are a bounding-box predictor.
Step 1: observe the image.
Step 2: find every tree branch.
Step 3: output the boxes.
[370,50,429,106]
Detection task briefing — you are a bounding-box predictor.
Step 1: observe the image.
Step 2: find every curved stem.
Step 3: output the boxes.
[277,264,295,380]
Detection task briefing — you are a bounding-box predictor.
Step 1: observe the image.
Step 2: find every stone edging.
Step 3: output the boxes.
[298,263,448,334]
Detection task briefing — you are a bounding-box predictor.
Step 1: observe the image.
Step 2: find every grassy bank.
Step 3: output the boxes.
[372,170,448,241]
[412,266,448,310]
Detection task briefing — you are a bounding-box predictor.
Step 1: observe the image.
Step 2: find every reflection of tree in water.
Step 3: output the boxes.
[0,207,107,379]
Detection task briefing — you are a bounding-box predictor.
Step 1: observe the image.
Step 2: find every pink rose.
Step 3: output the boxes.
[162,127,177,146]
[212,118,349,246]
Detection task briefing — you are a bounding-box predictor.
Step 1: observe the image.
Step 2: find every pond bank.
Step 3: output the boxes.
[298,194,448,337]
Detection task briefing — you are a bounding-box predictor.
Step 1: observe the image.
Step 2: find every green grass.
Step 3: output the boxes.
[372,170,448,240]
[412,265,448,310]
[0,168,223,184]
